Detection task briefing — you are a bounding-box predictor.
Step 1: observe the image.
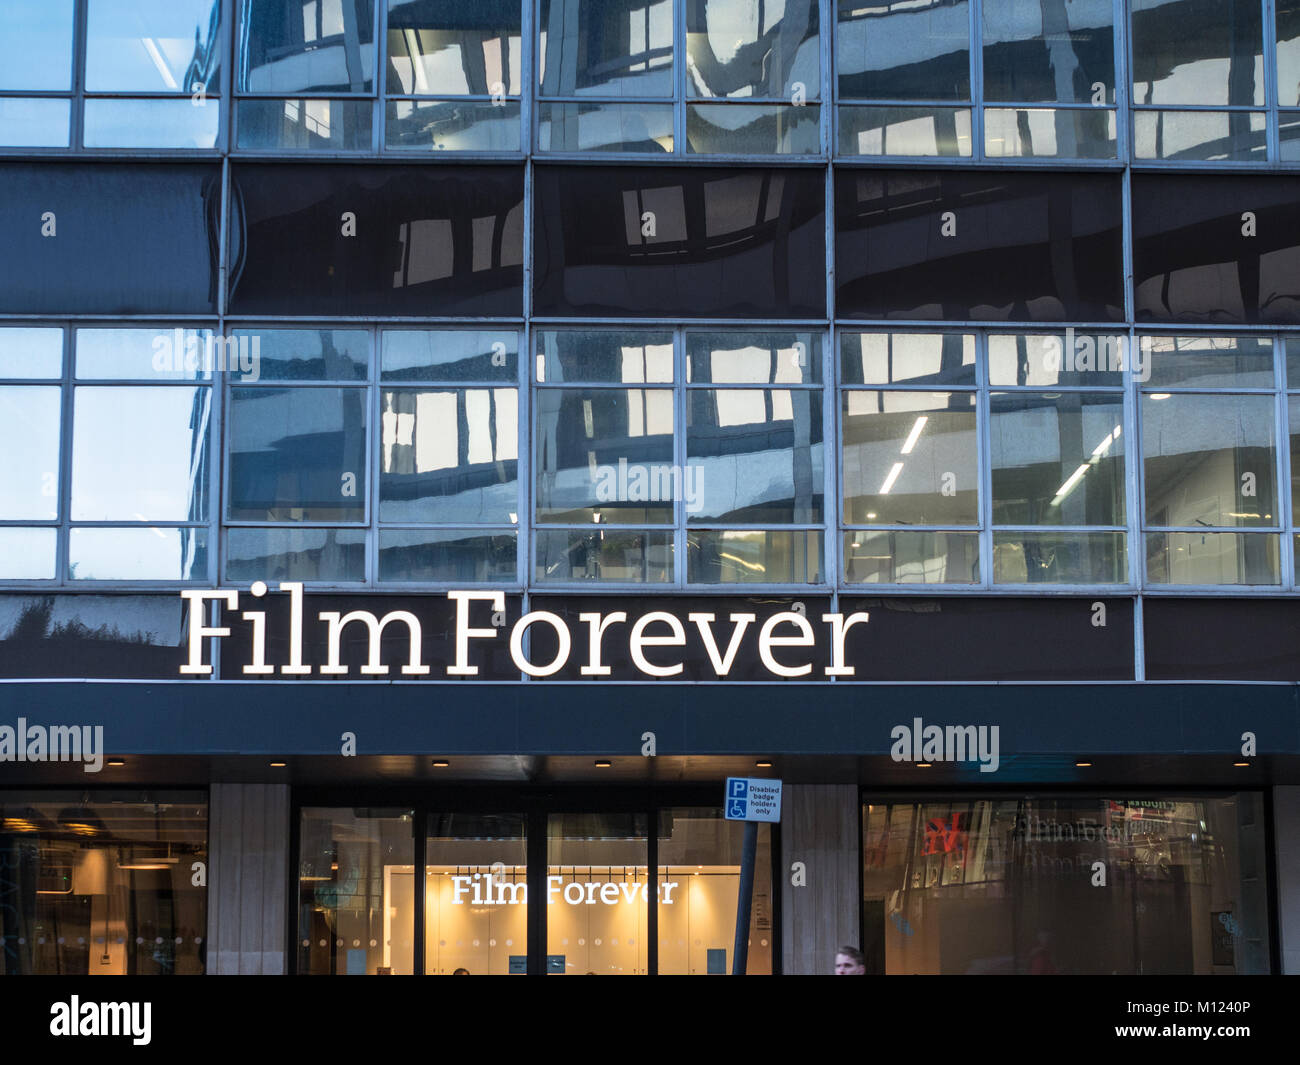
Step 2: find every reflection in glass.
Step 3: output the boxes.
[990,393,1124,526]
[862,796,1272,974]
[534,529,673,582]
[538,101,674,152]
[688,331,820,384]
[229,329,369,381]
[87,0,220,93]
[239,0,375,93]
[686,389,823,523]
[547,813,648,975]
[1134,110,1265,161]
[537,330,672,384]
[237,98,373,151]
[688,529,821,584]
[297,808,414,976]
[984,107,1116,159]
[1141,335,1274,389]
[386,100,521,150]
[841,332,975,387]
[686,104,820,154]
[1143,393,1276,528]
[72,387,209,521]
[1288,397,1300,524]
[988,333,1125,388]
[842,530,979,584]
[1280,1,1300,105]
[535,388,674,523]
[380,388,518,522]
[76,328,214,381]
[658,808,773,974]
[993,530,1126,584]
[69,528,209,581]
[228,387,366,521]
[383,329,518,381]
[836,0,970,101]
[982,0,1113,103]
[842,392,978,526]
[0,99,71,147]
[0,327,63,379]
[83,99,220,150]
[226,527,366,582]
[0,0,74,90]
[379,529,517,582]
[687,0,818,98]
[539,0,673,97]
[0,528,56,579]
[0,792,208,975]
[1146,532,1279,585]
[387,0,521,95]
[1130,0,1263,106]
[837,105,972,156]
[0,386,60,520]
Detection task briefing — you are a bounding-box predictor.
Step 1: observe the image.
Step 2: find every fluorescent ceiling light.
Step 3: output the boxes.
[879,462,904,495]
[142,38,179,91]
[900,415,928,455]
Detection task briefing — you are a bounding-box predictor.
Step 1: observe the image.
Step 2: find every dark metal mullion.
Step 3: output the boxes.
[413,805,426,975]
[71,0,87,149]
[526,809,546,974]
[646,805,658,975]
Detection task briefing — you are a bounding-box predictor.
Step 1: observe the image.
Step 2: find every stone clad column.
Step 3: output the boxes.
[780,784,860,975]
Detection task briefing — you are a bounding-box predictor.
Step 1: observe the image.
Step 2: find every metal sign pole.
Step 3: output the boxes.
[731,819,758,975]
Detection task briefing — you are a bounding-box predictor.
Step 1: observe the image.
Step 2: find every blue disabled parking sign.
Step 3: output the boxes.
[724,777,782,823]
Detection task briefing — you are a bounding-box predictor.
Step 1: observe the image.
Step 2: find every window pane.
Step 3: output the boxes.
[836,0,970,101]
[387,0,521,95]
[685,103,821,154]
[0,0,74,90]
[841,391,979,525]
[990,393,1124,526]
[385,99,521,150]
[0,794,208,974]
[987,332,1127,388]
[658,809,772,974]
[535,388,674,523]
[383,329,518,382]
[237,98,373,151]
[0,386,60,520]
[687,0,818,98]
[547,813,648,975]
[229,164,524,316]
[686,389,823,523]
[228,386,367,521]
[229,328,369,381]
[86,0,221,93]
[841,332,975,386]
[1141,335,1274,389]
[1280,0,1300,105]
[380,388,518,522]
[0,527,57,579]
[226,527,366,582]
[0,98,71,147]
[534,528,673,582]
[539,0,674,97]
[1131,0,1263,106]
[0,327,62,379]
[982,0,1113,103]
[837,104,972,157]
[1288,396,1300,523]
[1287,338,1300,387]
[1133,109,1266,161]
[239,0,375,93]
[688,331,821,384]
[1146,531,1279,584]
[983,107,1117,159]
[533,165,826,318]
[687,529,821,583]
[69,527,209,581]
[993,530,1126,584]
[379,528,517,581]
[83,99,220,149]
[72,387,209,521]
[538,101,674,152]
[297,808,414,976]
[425,813,527,975]
[537,330,673,384]
[842,530,980,584]
[76,327,215,381]
[1142,393,1276,528]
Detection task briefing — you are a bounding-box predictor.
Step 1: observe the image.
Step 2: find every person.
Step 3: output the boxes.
[834,946,866,975]
[452,967,470,975]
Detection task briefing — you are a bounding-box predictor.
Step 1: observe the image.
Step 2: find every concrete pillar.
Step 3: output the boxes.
[206,783,290,974]
[1274,786,1300,974]
[780,784,859,975]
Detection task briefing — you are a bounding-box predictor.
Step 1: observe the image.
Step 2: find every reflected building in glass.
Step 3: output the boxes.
[1,0,1299,979]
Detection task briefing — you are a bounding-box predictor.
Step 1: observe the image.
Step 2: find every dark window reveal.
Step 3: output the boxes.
[0,163,220,314]
[835,170,1123,323]
[533,165,826,318]
[1132,174,1300,324]
[228,164,524,316]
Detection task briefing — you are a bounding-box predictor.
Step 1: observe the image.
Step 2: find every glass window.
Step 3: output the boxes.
[1134,109,1266,161]
[685,103,821,154]
[0,528,57,579]
[0,0,75,91]
[83,99,220,149]
[987,332,1126,388]
[0,792,208,975]
[1279,0,1300,106]
[862,795,1271,974]
[387,0,521,96]
[86,0,221,93]
[238,0,375,94]
[993,530,1127,584]
[382,329,518,382]
[0,386,61,520]
[226,526,367,582]
[843,529,980,584]
[686,0,819,99]
[297,808,414,976]
[538,100,675,152]
[688,528,821,583]
[538,330,673,384]
[534,528,674,582]
[1142,335,1275,389]
[837,104,972,157]
[0,327,62,380]
[0,99,71,149]
[539,0,674,98]
[1146,530,1280,584]
[842,332,975,387]
[982,0,1113,103]
[69,528,209,581]
[229,328,369,382]
[836,0,970,101]
[1131,0,1263,107]
[76,327,215,381]
[378,528,518,582]
[983,106,1117,159]
[237,98,374,151]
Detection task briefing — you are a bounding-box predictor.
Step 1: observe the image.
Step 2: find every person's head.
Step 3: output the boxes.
[834,946,866,975]
[452,967,470,975]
